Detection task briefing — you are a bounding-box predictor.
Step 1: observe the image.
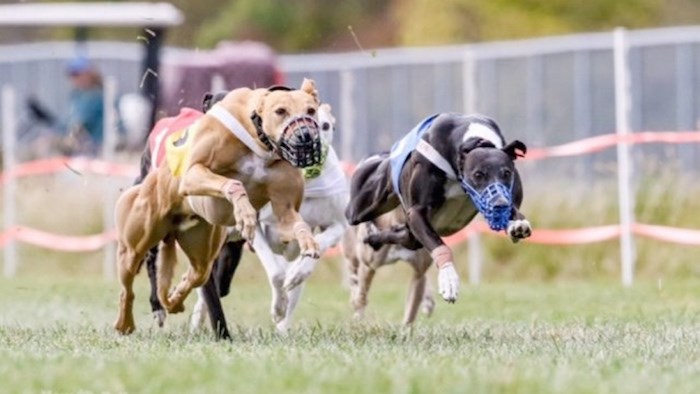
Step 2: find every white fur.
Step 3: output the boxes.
[437,263,460,303]
[507,219,532,243]
[190,105,349,333]
[236,154,269,182]
[462,122,504,149]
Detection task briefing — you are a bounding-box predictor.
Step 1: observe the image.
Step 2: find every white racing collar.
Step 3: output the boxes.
[207,104,275,160]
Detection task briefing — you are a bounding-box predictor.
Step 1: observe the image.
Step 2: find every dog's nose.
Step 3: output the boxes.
[492,197,510,208]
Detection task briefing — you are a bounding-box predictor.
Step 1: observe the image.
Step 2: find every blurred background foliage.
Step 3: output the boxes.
[3,0,700,51]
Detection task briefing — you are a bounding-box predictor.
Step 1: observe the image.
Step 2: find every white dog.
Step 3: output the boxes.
[190,103,350,332]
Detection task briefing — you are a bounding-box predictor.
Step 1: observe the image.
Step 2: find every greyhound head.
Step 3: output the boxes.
[250,79,323,168]
[301,103,336,179]
[458,138,527,231]
[317,103,336,144]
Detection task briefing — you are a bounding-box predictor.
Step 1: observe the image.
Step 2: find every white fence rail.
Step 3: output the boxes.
[1,26,700,282]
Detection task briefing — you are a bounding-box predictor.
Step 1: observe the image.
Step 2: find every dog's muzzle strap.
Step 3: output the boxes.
[431,245,453,269]
[208,105,274,160]
[416,139,458,180]
[221,179,247,203]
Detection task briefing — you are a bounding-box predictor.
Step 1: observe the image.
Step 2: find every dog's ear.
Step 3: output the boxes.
[201,92,213,112]
[502,140,527,160]
[300,78,320,104]
[460,138,496,155]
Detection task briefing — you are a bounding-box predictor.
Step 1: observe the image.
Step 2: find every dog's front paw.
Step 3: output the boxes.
[284,256,317,291]
[437,263,460,303]
[233,198,258,242]
[507,219,532,243]
[270,274,289,324]
[297,230,320,259]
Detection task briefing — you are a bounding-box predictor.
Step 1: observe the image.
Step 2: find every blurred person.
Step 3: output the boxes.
[26,55,104,157]
[62,56,105,155]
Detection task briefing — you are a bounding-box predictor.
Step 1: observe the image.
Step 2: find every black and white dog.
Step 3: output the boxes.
[345,113,532,303]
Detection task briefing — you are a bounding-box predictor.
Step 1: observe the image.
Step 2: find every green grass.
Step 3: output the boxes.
[2,268,700,393]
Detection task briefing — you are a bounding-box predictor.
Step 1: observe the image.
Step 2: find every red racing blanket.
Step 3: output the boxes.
[147,108,204,176]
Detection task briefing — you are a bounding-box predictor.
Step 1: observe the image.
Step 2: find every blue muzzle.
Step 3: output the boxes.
[460,180,513,232]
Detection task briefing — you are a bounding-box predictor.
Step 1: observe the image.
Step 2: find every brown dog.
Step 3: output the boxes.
[113,79,323,335]
[343,207,435,325]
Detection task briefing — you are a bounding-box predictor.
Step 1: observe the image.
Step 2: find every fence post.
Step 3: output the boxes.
[339,68,355,162]
[613,28,636,286]
[2,85,17,278]
[102,77,118,280]
[462,48,483,285]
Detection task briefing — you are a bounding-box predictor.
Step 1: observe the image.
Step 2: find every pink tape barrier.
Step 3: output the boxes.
[1,131,700,251]
[0,225,117,252]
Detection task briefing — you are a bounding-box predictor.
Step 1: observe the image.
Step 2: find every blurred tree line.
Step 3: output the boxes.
[3,0,700,51]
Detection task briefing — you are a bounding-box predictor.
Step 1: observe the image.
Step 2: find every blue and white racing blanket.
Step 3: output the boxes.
[389,114,440,199]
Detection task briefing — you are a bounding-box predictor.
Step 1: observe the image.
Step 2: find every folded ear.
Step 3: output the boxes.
[201,92,213,112]
[502,140,527,160]
[301,78,319,104]
[460,138,496,155]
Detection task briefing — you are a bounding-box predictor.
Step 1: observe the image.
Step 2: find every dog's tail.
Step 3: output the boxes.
[133,144,151,186]
[202,91,228,113]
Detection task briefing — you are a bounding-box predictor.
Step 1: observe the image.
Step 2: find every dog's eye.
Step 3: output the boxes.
[307,107,316,116]
[275,108,287,116]
[502,169,512,178]
[322,122,330,131]
[473,171,485,180]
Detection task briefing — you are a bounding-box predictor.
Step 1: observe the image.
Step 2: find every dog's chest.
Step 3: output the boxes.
[430,181,477,236]
[236,154,269,182]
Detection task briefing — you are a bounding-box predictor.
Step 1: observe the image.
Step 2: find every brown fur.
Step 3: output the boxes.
[114,79,322,335]
[342,208,435,326]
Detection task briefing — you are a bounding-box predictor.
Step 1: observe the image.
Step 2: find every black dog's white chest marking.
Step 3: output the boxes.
[430,181,477,236]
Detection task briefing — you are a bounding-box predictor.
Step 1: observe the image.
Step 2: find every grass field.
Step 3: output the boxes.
[2,263,700,394]
[2,168,700,393]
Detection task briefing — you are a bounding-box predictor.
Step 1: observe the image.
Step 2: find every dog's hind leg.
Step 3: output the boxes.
[113,185,158,335]
[190,287,208,333]
[200,269,231,340]
[403,274,426,326]
[215,240,246,298]
[402,251,432,325]
[114,243,143,335]
[364,225,419,251]
[190,240,245,333]
[167,223,226,317]
[421,280,436,317]
[351,262,376,320]
[345,157,398,225]
[156,236,179,313]
[145,246,166,327]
